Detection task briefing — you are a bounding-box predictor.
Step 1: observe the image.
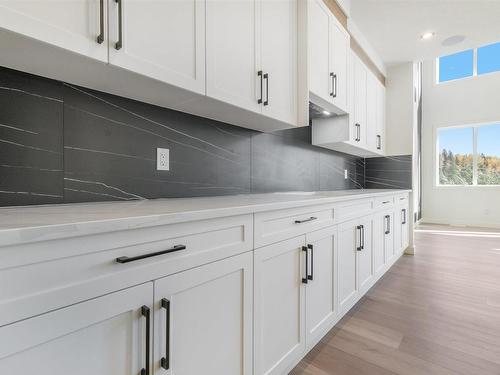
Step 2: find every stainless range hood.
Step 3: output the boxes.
[309,101,340,119]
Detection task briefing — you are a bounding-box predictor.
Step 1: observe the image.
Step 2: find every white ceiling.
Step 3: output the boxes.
[350,0,500,64]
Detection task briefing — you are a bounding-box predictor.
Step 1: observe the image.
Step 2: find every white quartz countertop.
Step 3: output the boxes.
[0,189,410,246]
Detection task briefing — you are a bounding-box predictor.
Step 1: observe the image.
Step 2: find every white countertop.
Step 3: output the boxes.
[0,189,410,246]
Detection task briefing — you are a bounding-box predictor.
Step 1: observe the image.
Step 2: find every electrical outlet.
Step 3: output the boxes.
[157,148,169,171]
[344,169,348,179]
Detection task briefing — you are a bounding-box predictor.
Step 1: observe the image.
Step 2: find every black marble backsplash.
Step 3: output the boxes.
[1,67,375,206]
[365,155,412,189]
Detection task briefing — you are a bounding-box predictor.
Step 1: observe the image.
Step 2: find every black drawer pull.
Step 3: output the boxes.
[141,305,151,375]
[382,200,390,204]
[116,245,186,263]
[160,298,171,370]
[97,0,104,44]
[294,216,317,224]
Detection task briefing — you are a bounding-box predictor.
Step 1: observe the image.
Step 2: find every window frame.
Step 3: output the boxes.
[436,41,500,84]
[434,122,500,188]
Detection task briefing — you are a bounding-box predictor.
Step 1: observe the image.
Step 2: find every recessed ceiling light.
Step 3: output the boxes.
[421,32,435,40]
[322,110,331,116]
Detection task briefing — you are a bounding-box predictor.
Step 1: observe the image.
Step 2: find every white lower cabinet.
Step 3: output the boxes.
[254,236,306,375]
[337,219,359,313]
[357,216,374,295]
[305,226,337,348]
[373,210,394,275]
[153,252,253,375]
[0,283,153,375]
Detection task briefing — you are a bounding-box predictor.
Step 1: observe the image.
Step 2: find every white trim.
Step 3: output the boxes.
[347,18,386,77]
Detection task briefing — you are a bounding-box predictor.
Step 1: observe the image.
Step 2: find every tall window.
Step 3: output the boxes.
[437,41,500,83]
[437,124,500,186]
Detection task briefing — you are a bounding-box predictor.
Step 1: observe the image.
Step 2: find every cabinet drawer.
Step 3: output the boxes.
[0,214,252,327]
[254,204,335,248]
[335,198,373,223]
[395,193,409,206]
[373,196,394,210]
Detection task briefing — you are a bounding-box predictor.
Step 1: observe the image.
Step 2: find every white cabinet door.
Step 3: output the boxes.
[357,216,373,294]
[392,209,401,262]
[0,0,107,61]
[366,72,378,151]
[154,252,253,375]
[108,0,205,94]
[305,226,337,348]
[254,236,306,375]
[206,0,261,113]
[376,80,386,153]
[372,213,385,276]
[383,212,395,269]
[261,0,297,125]
[0,283,153,375]
[353,54,367,146]
[307,0,331,105]
[330,19,349,112]
[337,219,358,313]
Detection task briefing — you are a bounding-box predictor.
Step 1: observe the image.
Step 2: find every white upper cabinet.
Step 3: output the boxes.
[206,0,261,113]
[308,0,330,105]
[261,0,298,124]
[0,0,107,61]
[206,0,298,126]
[329,18,349,112]
[109,0,206,94]
[366,72,378,151]
[308,0,349,114]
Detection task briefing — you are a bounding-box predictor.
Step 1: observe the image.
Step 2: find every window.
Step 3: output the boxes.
[438,49,474,82]
[437,123,500,186]
[437,41,500,83]
[477,124,500,185]
[477,42,500,75]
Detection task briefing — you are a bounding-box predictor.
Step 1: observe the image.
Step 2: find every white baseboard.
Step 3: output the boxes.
[420,218,500,230]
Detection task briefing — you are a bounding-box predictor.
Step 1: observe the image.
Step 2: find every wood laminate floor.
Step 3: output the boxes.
[290,224,500,375]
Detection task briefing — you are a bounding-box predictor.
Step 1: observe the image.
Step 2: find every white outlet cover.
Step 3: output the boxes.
[157,148,170,171]
[344,169,348,179]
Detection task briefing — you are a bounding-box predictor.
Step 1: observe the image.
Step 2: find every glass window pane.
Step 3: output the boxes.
[438,127,473,185]
[438,49,474,82]
[477,42,500,75]
[477,124,500,185]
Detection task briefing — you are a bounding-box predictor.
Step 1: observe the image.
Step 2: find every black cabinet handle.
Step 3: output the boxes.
[361,224,365,250]
[294,216,317,224]
[402,209,407,224]
[385,215,391,234]
[307,244,314,281]
[377,135,381,150]
[382,200,390,204]
[329,72,334,97]
[160,298,170,370]
[97,0,104,44]
[302,246,308,284]
[355,123,361,142]
[257,71,263,104]
[116,245,186,263]
[115,0,123,50]
[356,225,362,251]
[141,306,151,375]
[263,73,269,106]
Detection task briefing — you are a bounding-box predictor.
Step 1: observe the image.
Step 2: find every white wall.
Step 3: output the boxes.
[385,63,414,156]
[421,60,500,227]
